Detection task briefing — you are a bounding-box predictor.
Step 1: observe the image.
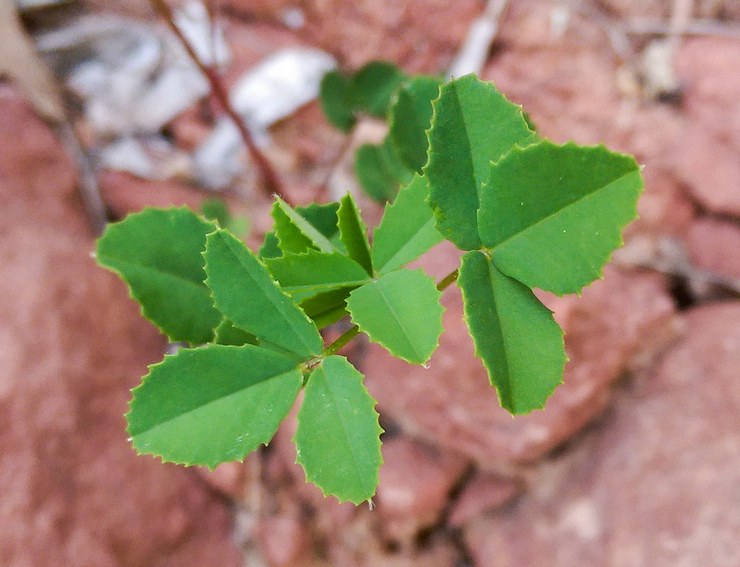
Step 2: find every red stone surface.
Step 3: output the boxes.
[464,302,740,567]
[375,437,468,542]
[447,473,520,528]
[674,38,740,217]
[0,87,241,567]
[222,0,480,72]
[687,217,740,280]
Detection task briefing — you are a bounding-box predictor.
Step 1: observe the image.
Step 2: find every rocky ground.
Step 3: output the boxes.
[1,1,739,566]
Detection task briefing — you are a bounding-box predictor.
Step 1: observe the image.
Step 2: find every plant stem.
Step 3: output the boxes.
[436,268,459,291]
[148,0,289,203]
[322,325,360,357]
[321,267,459,356]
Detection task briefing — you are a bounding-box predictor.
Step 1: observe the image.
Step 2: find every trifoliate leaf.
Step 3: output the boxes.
[346,269,444,365]
[337,192,373,275]
[128,345,302,469]
[204,229,323,359]
[355,140,414,203]
[95,207,220,344]
[349,61,407,118]
[479,141,643,295]
[388,75,442,172]
[457,251,566,414]
[320,70,356,132]
[295,356,383,504]
[265,250,371,303]
[425,74,536,250]
[372,174,443,274]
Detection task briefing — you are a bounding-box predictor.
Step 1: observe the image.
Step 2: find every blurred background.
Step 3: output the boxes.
[1,0,739,565]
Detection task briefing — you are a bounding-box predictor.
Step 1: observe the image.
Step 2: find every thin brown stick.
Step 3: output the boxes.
[148,0,289,203]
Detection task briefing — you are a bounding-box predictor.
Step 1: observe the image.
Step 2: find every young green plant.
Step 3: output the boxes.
[96,71,642,504]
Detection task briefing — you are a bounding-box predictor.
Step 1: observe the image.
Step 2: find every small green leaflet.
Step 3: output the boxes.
[425,74,536,250]
[273,198,336,254]
[458,251,566,414]
[479,141,643,295]
[372,175,443,274]
[295,356,383,504]
[349,61,407,118]
[95,207,220,344]
[346,269,444,365]
[337,193,373,275]
[204,229,323,359]
[388,75,442,172]
[214,318,258,346]
[355,140,414,203]
[300,288,353,329]
[268,200,343,257]
[319,70,356,132]
[128,344,302,469]
[265,250,371,303]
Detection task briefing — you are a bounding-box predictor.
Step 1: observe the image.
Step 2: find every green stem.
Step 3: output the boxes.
[322,325,360,357]
[436,268,459,291]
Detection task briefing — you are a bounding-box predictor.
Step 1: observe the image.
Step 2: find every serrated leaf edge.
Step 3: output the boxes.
[125,345,303,470]
[457,252,567,414]
[346,269,446,366]
[203,228,323,358]
[293,356,384,505]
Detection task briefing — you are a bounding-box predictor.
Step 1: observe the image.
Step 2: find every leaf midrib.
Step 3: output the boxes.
[219,234,320,355]
[100,256,206,294]
[376,216,438,274]
[316,365,368,492]
[132,367,299,435]
[485,169,639,254]
[372,281,424,362]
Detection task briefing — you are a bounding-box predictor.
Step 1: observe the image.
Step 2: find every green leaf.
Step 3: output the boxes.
[200,198,231,227]
[479,141,643,295]
[300,288,352,329]
[273,198,337,254]
[204,228,323,358]
[388,75,442,172]
[295,355,383,504]
[266,250,371,303]
[320,70,356,132]
[264,201,343,258]
[355,140,414,203]
[346,269,443,365]
[128,345,302,469]
[372,174,443,274]
[259,231,282,259]
[457,251,566,414]
[214,318,258,346]
[349,61,407,118]
[425,74,536,250]
[96,207,220,344]
[337,193,373,275]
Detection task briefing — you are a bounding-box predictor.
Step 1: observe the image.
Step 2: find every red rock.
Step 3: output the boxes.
[447,473,520,528]
[686,217,740,280]
[375,437,468,542]
[464,302,740,567]
[257,507,309,567]
[282,0,480,72]
[674,38,740,216]
[363,242,676,468]
[0,87,241,567]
